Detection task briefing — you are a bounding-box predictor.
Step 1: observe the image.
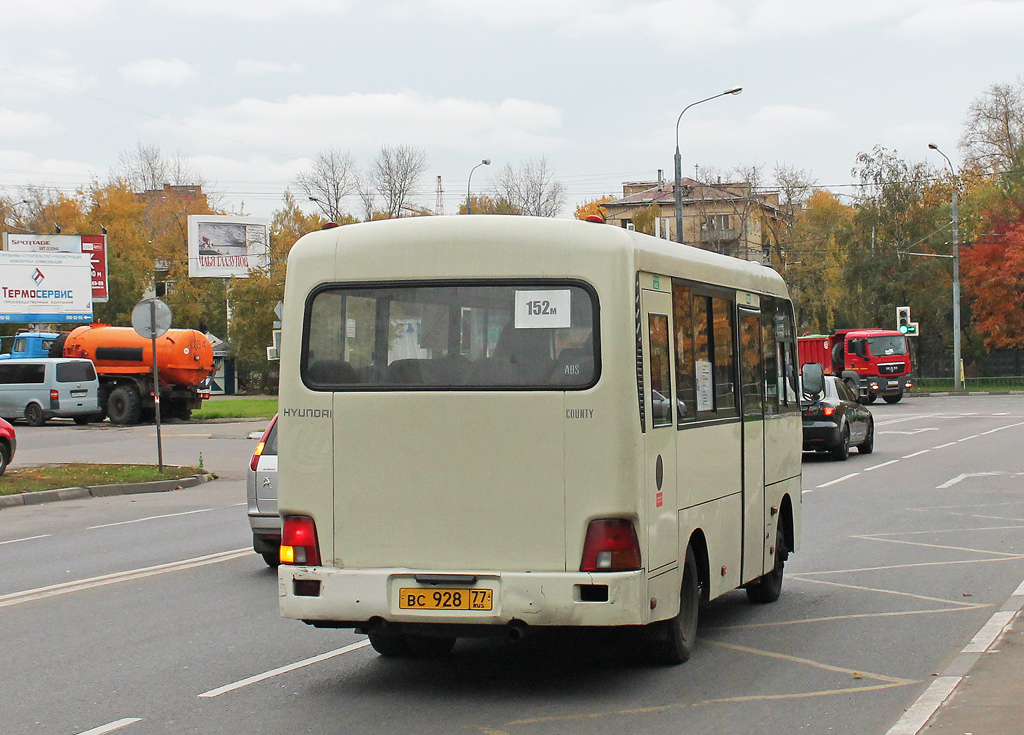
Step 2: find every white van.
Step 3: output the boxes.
[0,358,101,426]
[277,216,803,663]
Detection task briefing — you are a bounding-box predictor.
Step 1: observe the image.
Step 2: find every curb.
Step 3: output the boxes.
[0,472,216,510]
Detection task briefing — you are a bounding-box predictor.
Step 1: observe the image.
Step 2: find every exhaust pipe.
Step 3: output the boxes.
[506,620,529,641]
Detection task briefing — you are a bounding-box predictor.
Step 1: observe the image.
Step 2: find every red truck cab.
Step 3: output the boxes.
[798,329,913,404]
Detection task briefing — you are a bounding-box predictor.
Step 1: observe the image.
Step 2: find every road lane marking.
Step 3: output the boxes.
[982,420,1024,434]
[933,442,958,449]
[937,471,1008,489]
[790,576,983,608]
[816,473,860,488]
[76,718,141,735]
[0,534,51,545]
[198,640,372,698]
[884,676,960,735]
[0,548,250,609]
[88,508,218,529]
[851,535,1024,558]
[864,460,900,471]
[902,450,930,459]
[879,428,939,435]
[957,434,979,442]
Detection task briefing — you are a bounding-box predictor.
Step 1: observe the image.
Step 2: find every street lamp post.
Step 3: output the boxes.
[466,159,491,214]
[674,87,742,244]
[928,143,962,392]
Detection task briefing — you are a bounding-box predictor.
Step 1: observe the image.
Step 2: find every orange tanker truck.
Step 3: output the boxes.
[49,324,214,424]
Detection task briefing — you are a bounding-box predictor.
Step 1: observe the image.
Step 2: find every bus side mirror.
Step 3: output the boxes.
[801,362,825,399]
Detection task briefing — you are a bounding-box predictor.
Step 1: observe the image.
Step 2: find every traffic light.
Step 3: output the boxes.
[896,306,911,334]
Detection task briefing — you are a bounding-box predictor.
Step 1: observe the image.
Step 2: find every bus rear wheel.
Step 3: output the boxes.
[652,545,700,664]
[746,526,788,604]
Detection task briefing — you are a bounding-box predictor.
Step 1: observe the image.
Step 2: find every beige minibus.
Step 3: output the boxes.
[277,215,802,663]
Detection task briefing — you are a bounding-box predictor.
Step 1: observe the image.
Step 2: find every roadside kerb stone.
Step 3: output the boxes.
[0,472,215,510]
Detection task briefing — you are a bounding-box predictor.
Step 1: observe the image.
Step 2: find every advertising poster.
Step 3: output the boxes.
[187,215,270,278]
[0,251,94,323]
[2,232,109,302]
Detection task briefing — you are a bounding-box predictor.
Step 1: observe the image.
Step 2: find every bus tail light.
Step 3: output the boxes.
[281,516,320,566]
[580,519,641,572]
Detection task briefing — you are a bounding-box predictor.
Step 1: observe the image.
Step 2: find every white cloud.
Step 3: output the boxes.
[162,0,347,20]
[234,60,306,77]
[0,0,109,27]
[899,0,1024,36]
[0,109,60,138]
[118,58,197,87]
[169,92,565,157]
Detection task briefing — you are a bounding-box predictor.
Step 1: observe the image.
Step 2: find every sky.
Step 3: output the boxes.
[1,0,1023,222]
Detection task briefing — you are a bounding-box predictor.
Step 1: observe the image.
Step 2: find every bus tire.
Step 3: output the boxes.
[654,545,700,664]
[368,630,411,657]
[746,526,788,604]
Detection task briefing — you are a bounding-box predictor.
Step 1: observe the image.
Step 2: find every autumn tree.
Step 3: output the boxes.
[784,189,853,333]
[227,192,327,392]
[292,147,357,222]
[457,195,519,215]
[492,155,566,217]
[959,145,1024,349]
[573,196,614,221]
[84,181,152,325]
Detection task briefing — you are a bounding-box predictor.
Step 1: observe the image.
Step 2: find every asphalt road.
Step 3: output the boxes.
[1,397,1023,735]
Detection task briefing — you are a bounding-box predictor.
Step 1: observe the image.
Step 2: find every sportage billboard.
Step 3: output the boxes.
[0,251,93,323]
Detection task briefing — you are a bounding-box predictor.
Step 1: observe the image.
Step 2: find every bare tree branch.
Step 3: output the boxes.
[492,155,566,217]
[959,77,1024,173]
[292,147,357,221]
[369,144,428,218]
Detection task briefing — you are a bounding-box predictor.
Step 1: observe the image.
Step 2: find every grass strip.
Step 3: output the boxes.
[1,463,201,496]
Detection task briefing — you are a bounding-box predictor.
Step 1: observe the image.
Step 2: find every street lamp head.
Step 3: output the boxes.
[928,143,939,151]
[724,86,743,95]
[482,159,491,166]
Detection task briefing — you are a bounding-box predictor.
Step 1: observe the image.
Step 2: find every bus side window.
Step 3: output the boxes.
[672,282,695,422]
[648,313,673,427]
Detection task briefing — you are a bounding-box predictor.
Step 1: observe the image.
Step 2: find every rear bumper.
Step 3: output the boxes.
[802,421,841,449]
[279,566,651,629]
[249,512,281,552]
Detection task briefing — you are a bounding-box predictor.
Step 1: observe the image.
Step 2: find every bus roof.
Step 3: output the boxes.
[288,215,790,300]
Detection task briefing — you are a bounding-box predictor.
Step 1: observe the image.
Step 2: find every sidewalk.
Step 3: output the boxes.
[888,585,1024,734]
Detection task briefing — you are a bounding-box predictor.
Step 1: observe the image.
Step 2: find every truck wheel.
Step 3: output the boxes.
[24,403,46,427]
[108,385,142,425]
[883,392,903,404]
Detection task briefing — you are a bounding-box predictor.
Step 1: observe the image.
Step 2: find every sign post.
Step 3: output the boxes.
[132,298,172,472]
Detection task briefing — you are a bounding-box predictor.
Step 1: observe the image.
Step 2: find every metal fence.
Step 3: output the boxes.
[914,376,1024,392]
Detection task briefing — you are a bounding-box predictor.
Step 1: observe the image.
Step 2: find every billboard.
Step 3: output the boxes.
[187,215,270,278]
[0,251,94,323]
[3,233,109,302]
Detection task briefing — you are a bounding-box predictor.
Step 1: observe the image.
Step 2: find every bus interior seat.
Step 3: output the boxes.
[307,359,358,385]
[387,359,423,385]
[551,347,594,384]
[468,324,554,385]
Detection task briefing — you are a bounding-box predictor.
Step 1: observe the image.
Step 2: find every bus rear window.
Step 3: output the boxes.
[303,282,598,390]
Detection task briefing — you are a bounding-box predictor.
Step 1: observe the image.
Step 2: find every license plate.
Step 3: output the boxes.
[71,390,87,397]
[399,587,493,610]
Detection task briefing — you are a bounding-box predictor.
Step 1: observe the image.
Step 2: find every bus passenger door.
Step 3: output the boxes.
[642,287,678,574]
[739,308,766,582]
